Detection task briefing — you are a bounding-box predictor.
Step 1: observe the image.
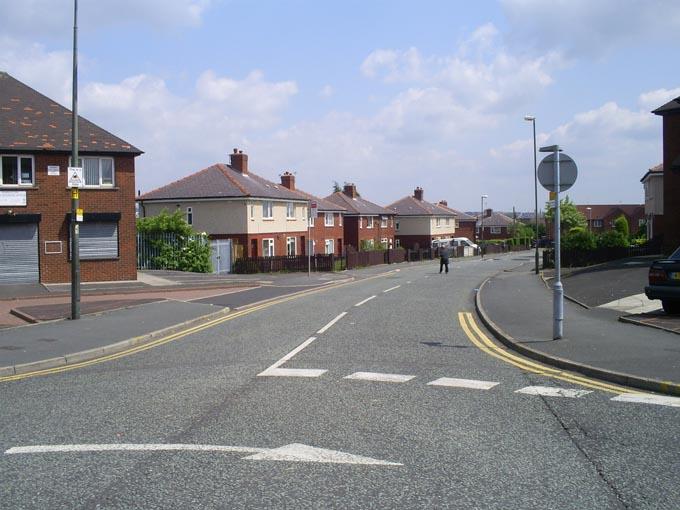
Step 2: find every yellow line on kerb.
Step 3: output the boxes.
[458,312,640,395]
[1,271,397,383]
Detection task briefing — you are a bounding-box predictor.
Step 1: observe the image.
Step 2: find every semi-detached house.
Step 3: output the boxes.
[0,72,141,284]
[138,150,312,258]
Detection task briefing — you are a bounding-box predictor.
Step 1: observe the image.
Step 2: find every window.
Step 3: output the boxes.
[72,157,114,187]
[325,239,334,255]
[395,220,400,231]
[286,237,296,256]
[490,226,501,234]
[436,218,441,227]
[359,216,363,228]
[262,238,275,257]
[309,213,315,227]
[367,217,374,228]
[79,222,118,259]
[638,218,645,227]
[339,214,342,227]
[395,238,401,247]
[186,207,193,226]
[381,216,387,228]
[250,204,255,220]
[286,202,295,219]
[325,212,334,227]
[381,238,388,248]
[593,219,603,227]
[263,201,273,219]
[1,155,34,185]
[446,218,450,226]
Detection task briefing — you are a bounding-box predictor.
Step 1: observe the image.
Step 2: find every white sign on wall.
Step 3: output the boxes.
[0,191,27,206]
[47,165,60,176]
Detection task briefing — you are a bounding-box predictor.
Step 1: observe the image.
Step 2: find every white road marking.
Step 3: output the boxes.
[258,368,327,378]
[243,443,402,466]
[354,295,377,307]
[598,293,661,314]
[316,312,347,334]
[406,281,412,284]
[344,372,415,383]
[258,337,324,376]
[611,393,680,408]
[427,377,499,390]
[383,285,401,293]
[515,386,592,398]
[5,443,402,466]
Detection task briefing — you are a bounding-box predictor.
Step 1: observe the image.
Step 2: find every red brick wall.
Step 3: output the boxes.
[479,226,509,240]
[456,220,477,242]
[0,152,137,283]
[663,114,680,254]
[310,212,344,254]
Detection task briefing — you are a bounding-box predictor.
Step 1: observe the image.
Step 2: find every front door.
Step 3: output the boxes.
[250,239,258,258]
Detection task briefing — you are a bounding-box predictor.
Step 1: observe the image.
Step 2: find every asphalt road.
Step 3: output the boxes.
[1,254,678,509]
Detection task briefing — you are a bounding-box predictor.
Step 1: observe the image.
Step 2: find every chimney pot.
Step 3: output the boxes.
[233,148,238,154]
[485,208,492,217]
[343,183,358,198]
[438,200,448,206]
[414,187,424,201]
[280,171,296,191]
[230,149,248,174]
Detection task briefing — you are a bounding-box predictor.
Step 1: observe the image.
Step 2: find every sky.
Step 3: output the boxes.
[1,0,679,212]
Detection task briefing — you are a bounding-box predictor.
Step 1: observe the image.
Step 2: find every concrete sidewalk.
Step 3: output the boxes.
[477,265,680,395]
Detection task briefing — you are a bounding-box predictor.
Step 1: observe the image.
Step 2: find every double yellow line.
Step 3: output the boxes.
[458,312,638,395]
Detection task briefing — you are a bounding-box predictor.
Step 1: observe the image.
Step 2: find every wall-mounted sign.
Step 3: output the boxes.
[67,166,83,188]
[76,208,83,222]
[0,191,27,206]
[47,165,60,176]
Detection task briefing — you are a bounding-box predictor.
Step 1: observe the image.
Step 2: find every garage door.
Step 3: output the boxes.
[0,223,39,283]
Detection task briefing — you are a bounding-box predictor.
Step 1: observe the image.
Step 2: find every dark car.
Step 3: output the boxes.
[645,246,680,314]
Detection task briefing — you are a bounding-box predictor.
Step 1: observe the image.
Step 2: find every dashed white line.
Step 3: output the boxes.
[427,377,499,390]
[316,312,347,334]
[258,368,327,378]
[258,336,324,377]
[344,372,415,383]
[354,295,377,307]
[611,393,680,408]
[383,285,401,293]
[515,386,592,398]
[5,444,266,455]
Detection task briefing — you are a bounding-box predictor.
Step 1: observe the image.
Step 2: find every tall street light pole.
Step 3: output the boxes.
[480,194,488,258]
[586,207,592,232]
[70,0,80,320]
[524,115,539,274]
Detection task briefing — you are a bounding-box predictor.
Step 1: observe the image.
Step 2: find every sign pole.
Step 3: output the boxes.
[70,0,80,320]
[552,148,563,339]
[307,200,311,278]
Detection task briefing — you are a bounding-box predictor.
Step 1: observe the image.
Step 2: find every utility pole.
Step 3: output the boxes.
[70,0,81,320]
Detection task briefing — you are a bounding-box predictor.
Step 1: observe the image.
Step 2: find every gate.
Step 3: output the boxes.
[211,239,232,274]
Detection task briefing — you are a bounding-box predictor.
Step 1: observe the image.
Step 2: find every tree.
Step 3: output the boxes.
[544,195,586,232]
[562,227,596,250]
[613,214,629,239]
[332,181,342,193]
[137,209,193,236]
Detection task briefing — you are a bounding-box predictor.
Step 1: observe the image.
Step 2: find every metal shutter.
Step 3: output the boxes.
[80,222,118,259]
[0,223,39,283]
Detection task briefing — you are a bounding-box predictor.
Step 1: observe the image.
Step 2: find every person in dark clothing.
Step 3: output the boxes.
[439,244,451,273]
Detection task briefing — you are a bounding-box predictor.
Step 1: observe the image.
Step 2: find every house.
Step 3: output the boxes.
[278,171,346,255]
[0,71,141,284]
[324,183,395,251]
[640,164,663,241]
[386,187,456,249]
[653,96,680,254]
[436,201,477,242]
[138,149,310,258]
[576,204,645,235]
[476,209,514,240]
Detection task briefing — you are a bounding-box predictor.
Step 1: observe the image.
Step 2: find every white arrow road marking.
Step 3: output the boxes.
[344,372,415,383]
[383,285,401,293]
[316,312,347,334]
[515,386,592,398]
[4,443,402,466]
[258,336,327,377]
[611,393,680,408]
[427,377,499,390]
[354,295,377,307]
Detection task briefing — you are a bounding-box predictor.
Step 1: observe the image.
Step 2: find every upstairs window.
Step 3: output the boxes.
[325,212,334,227]
[490,226,501,234]
[186,207,193,226]
[263,201,273,219]
[1,155,34,185]
[72,157,114,187]
[436,218,441,227]
[367,217,374,228]
[381,216,387,228]
[286,202,295,219]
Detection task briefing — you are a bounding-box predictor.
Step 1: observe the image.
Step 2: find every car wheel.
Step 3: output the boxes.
[661,299,680,315]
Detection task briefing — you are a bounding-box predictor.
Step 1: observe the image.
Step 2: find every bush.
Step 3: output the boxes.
[613,215,630,239]
[597,230,628,248]
[562,227,596,250]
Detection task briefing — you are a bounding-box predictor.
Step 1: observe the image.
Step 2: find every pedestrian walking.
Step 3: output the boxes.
[439,244,451,274]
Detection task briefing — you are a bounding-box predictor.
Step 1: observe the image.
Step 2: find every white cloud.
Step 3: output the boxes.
[360,47,424,83]
[638,87,680,111]
[502,0,680,57]
[319,85,334,98]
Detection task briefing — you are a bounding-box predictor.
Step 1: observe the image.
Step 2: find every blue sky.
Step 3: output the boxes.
[1,0,679,211]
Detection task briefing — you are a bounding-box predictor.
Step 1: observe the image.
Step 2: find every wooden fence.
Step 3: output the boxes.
[232,254,341,274]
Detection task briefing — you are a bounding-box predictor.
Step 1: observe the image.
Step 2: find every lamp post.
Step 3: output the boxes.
[524,115,539,274]
[70,0,80,320]
[586,207,592,232]
[480,194,488,258]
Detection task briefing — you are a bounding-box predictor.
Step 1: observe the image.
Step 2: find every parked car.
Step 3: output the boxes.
[452,237,478,250]
[645,246,680,314]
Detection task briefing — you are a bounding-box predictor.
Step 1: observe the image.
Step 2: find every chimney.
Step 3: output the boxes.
[343,183,358,198]
[230,148,248,175]
[438,200,448,207]
[280,171,295,190]
[413,187,424,201]
[485,208,492,218]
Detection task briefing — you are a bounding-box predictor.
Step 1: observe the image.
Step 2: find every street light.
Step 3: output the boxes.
[480,194,488,258]
[524,115,539,274]
[586,206,592,232]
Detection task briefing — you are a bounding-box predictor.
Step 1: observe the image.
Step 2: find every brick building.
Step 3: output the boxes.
[0,72,141,284]
[653,96,680,254]
[576,204,645,236]
[640,164,663,241]
[437,201,477,242]
[324,184,395,251]
[476,209,514,240]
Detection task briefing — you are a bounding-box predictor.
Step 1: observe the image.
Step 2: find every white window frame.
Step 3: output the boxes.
[71,156,115,187]
[262,201,273,219]
[638,218,645,227]
[367,216,374,229]
[593,219,603,227]
[381,216,387,228]
[250,204,255,220]
[325,238,334,255]
[286,202,295,219]
[1,154,34,186]
[263,238,275,257]
[309,212,315,227]
[186,207,193,226]
[325,212,334,227]
[339,214,343,227]
[436,217,441,227]
[445,218,450,226]
[395,238,401,247]
[490,226,501,234]
[359,216,363,228]
[286,236,296,256]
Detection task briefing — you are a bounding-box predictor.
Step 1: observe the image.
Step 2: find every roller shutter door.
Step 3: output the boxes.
[79,222,118,259]
[0,223,39,283]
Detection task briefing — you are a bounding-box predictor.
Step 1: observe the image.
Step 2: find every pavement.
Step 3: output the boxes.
[477,258,680,395]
